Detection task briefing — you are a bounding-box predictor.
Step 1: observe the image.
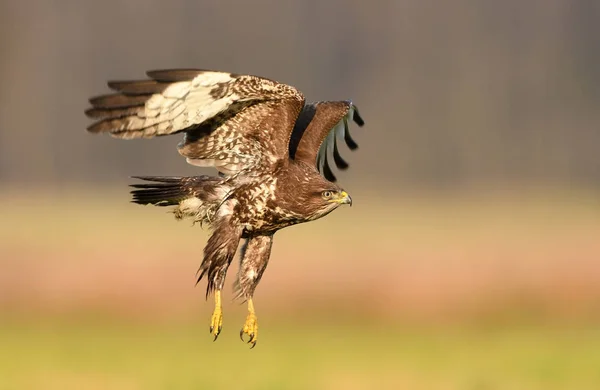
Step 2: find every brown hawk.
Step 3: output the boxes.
[85,69,364,347]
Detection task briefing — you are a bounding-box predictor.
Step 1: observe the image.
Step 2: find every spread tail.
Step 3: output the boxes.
[129,176,230,223]
[130,176,197,206]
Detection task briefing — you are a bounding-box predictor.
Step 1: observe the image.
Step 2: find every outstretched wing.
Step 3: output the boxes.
[85,69,305,176]
[289,101,364,182]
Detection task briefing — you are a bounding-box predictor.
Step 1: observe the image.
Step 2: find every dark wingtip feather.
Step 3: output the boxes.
[107,79,167,95]
[147,69,243,83]
[343,117,359,150]
[333,141,349,170]
[322,153,337,182]
[352,106,365,127]
[86,119,114,133]
[84,107,102,118]
[344,131,359,150]
[88,93,148,109]
[86,123,101,133]
[85,106,141,120]
[146,69,208,82]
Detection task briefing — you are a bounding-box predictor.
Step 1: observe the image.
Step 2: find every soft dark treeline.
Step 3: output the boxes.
[0,0,598,188]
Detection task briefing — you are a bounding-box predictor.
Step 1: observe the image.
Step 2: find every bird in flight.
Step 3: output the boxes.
[85,69,364,347]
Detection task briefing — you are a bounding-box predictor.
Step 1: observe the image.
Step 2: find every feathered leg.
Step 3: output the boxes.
[234,235,273,348]
[197,216,242,340]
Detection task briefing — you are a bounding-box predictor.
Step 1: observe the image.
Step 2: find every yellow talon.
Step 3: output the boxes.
[209,290,223,341]
[240,298,258,348]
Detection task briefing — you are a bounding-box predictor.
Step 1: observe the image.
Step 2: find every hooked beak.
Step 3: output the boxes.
[332,190,352,206]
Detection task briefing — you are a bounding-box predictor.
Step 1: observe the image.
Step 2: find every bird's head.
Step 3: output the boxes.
[301,179,352,221]
[278,163,353,223]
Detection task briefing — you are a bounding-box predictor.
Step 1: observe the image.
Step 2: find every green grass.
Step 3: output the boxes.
[2,189,600,389]
[2,317,600,390]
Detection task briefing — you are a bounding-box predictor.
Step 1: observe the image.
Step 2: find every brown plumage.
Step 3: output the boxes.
[85,69,364,347]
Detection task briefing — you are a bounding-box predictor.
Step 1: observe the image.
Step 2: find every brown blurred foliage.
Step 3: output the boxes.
[0,0,598,189]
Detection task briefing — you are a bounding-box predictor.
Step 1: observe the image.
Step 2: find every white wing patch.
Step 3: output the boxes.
[86,69,307,176]
[128,73,241,137]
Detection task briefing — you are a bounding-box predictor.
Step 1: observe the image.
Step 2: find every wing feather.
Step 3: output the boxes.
[290,101,364,182]
[88,94,148,109]
[85,69,305,175]
[146,69,239,82]
[332,131,349,169]
[107,79,167,95]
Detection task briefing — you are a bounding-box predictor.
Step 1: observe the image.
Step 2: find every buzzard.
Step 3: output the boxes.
[85,69,364,347]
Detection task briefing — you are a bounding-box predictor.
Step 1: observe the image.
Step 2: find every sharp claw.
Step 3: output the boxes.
[249,341,257,349]
[213,334,219,342]
[209,326,213,334]
[239,329,245,341]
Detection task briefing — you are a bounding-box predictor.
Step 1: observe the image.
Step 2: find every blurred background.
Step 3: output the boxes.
[1,0,600,389]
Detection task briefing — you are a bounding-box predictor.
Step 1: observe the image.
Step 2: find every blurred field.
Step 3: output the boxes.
[1,187,600,389]
[2,318,600,390]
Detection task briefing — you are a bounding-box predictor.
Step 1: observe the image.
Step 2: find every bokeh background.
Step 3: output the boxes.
[1,1,600,389]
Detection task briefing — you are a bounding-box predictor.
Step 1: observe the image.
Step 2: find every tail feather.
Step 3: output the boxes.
[129,176,200,206]
[131,176,187,183]
[129,175,229,224]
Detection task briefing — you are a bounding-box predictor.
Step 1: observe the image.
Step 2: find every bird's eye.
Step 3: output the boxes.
[322,191,333,199]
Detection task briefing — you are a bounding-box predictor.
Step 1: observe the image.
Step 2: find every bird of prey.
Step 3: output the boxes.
[85,69,364,347]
